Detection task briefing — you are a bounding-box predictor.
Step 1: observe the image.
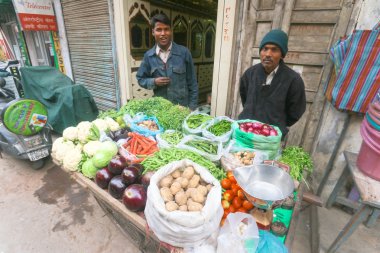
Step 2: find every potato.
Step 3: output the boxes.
[160,187,173,202]
[191,188,205,203]
[188,202,203,211]
[206,184,213,192]
[175,191,187,206]
[182,166,195,179]
[179,205,188,211]
[175,177,189,189]
[170,181,182,195]
[166,201,179,211]
[171,169,181,179]
[160,175,173,188]
[197,185,208,196]
[186,187,196,198]
[188,174,200,188]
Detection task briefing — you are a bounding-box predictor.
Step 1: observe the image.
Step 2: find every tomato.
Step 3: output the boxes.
[221,178,232,190]
[223,190,234,202]
[236,207,248,213]
[226,171,237,184]
[228,205,236,213]
[230,184,240,195]
[221,199,230,209]
[223,209,230,218]
[237,189,246,200]
[232,196,242,209]
[242,200,254,211]
[220,217,226,226]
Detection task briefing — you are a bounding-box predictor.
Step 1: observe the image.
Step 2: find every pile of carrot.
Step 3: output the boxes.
[123,132,158,156]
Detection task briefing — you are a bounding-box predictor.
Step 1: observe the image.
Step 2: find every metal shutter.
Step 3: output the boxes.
[61,0,120,111]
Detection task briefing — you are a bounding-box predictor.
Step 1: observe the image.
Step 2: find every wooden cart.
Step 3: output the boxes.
[61,167,304,253]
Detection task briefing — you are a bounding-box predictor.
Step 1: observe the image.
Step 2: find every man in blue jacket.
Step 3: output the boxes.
[239,29,306,138]
[137,13,198,110]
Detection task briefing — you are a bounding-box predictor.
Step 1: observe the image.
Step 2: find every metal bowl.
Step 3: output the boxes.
[233,164,294,209]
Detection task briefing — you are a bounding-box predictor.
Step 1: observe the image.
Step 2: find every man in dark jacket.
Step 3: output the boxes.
[239,29,306,137]
[136,13,198,110]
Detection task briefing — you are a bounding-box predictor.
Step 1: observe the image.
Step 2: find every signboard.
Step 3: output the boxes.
[12,0,57,31]
[51,31,66,74]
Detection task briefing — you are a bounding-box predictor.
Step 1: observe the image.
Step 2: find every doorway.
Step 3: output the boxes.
[127,0,218,106]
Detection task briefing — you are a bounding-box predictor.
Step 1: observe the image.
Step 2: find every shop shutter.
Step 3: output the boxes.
[61,0,120,111]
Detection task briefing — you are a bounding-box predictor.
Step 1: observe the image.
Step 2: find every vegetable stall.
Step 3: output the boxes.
[52,97,313,252]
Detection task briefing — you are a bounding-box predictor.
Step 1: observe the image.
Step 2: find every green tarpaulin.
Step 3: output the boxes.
[20,66,99,134]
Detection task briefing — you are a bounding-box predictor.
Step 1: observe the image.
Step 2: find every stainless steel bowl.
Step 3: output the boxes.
[233,164,294,209]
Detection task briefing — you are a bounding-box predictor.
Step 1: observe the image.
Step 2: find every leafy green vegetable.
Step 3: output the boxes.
[92,151,113,168]
[279,146,313,181]
[82,159,100,178]
[186,114,213,129]
[99,141,118,157]
[141,148,226,180]
[118,97,190,130]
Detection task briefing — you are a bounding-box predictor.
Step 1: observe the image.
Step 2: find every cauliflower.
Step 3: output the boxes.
[62,148,83,171]
[53,140,75,164]
[83,140,102,157]
[62,126,78,141]
[52,137,64,154]
[92,118,109,132]
[77,121,100,143]
[105,117,120,131]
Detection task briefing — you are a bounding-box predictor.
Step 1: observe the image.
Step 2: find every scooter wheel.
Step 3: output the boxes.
[31,159,46,170]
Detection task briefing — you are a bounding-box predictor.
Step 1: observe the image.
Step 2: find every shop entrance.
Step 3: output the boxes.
[127,0,218,106]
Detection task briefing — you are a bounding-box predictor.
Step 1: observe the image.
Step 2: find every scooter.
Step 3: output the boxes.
[0,60,52,170]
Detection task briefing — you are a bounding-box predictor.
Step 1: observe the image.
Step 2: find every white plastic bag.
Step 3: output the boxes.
[217,212,259,253]
[202,116,234,144]
[182,111,213,136]
[220,141,269,171]
[178,135,224,162]
[156,130,184,149]
[145,159,223,248]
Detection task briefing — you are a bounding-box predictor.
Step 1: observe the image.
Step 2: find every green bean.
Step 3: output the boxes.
[186,114,212,129]
[208,120,232,136]
[141,148,225,180]
[186,140,218,154]
[161,131,184,145]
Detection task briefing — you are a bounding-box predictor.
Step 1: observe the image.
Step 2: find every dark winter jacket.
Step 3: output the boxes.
[238,60,306,136]
[136,42,198,110]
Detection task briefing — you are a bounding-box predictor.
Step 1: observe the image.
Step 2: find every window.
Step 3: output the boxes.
[191,21,203,58]
[204,24,215,59]
[173,15,188,47]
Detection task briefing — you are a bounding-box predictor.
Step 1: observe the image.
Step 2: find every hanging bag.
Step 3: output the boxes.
[325,23,380,113]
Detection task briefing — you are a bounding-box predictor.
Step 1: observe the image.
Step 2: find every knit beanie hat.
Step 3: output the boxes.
[259,29,288,56]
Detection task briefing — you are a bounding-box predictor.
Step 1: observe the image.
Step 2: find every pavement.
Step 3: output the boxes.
[0,152,379,253]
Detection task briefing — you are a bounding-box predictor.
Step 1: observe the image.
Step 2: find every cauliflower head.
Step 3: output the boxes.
[77,121,100,143]
[92,118,109,132]
[62,148,84,172]
[62,126,78,141]
[105,117,121,131]
[53,140,75,164]
[83,140,102,157]
[52,137,64,154]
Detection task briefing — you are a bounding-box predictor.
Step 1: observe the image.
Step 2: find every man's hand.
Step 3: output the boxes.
[154,77,171,86]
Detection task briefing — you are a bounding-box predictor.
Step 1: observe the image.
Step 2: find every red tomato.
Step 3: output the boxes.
[236,207,248,213]
[237,189,246,200]
[221,178,232,190]
[242,200,254,211]
[228,205,236,213]
[223,190,234,202]
[223,209,230,218]
[231,184,240,195]
[232,196,242,209]
[220,217,226,226]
